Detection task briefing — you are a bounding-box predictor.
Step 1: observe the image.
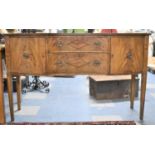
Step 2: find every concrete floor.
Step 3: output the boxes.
[4,72,155,125]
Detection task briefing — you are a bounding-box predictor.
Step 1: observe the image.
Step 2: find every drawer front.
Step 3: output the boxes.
[46,52,110,75]
[10,37,46,74]
[110,36,144,74]
[47,36,110,52]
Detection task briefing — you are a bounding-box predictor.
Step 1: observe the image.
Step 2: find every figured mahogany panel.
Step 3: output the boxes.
[47,36,110,52]
[46,52,110,75]
[10,37,46,74]
[110,36,144,74]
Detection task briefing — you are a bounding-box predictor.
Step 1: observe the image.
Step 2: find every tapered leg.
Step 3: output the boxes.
[16,76,21,110]
[130,74,136,109]
[0,48,6,124]
[140,73,147,120]
[7,74,14,122]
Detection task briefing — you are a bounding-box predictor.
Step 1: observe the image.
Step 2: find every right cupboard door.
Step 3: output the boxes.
[110,36,144,75]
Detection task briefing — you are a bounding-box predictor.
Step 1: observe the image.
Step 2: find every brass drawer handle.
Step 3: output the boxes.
[94,41,101,46]
[23,52,30,59]
[93,60,101,66]
[56,41,63,48]
[127,51,132,60]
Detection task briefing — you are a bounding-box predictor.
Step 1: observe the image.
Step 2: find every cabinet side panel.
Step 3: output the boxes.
[143,36,149,72]
[5,37,11,74]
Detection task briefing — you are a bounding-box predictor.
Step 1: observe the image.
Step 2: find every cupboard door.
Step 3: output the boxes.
[46,52,110,75]
[10,37,46,74]
[47,36,110,52]
[110,36,144,74]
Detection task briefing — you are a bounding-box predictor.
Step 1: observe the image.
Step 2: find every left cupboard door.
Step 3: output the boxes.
[9,37,46,75]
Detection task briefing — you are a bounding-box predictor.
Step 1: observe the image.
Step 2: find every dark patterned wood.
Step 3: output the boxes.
[47,36,110,52]
[47,52,110,75]
[111,36,144,74]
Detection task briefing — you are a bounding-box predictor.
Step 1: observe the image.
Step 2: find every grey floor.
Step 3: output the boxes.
[4,72,155,125]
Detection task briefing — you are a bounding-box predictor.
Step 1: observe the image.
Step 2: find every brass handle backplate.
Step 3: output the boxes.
[23,52,30,59]
[94,41,102,46]
[127,51,132,60]
[93,60,101,66]
[56,41,63,48]
[48,50,51,54]
[77,53,84,58]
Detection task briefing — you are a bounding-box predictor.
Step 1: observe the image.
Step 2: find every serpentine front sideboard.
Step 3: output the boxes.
[0,33,149,124]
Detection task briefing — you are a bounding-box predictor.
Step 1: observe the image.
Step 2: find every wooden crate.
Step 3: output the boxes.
[89,75,139,100]
[148,56,155,73]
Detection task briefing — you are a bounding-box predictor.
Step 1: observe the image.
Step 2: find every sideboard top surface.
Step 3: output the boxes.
[4,33,150,37]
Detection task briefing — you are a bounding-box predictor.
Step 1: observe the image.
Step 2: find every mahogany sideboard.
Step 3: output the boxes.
[0,33,149,124]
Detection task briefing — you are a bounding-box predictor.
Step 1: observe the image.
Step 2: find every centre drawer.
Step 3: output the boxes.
[46,52,110,75]
[47,36,110,52]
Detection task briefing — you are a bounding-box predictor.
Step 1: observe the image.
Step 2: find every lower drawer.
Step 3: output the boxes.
[46,52,110,75]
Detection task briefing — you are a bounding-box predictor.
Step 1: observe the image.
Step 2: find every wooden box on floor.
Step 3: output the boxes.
[148,56,155,73]
[89,75,139,100]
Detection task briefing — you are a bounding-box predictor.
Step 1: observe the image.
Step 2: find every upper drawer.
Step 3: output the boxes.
[47,36,110,52]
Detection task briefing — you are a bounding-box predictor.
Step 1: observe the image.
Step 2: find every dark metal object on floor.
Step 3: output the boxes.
[22,76,50,94]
